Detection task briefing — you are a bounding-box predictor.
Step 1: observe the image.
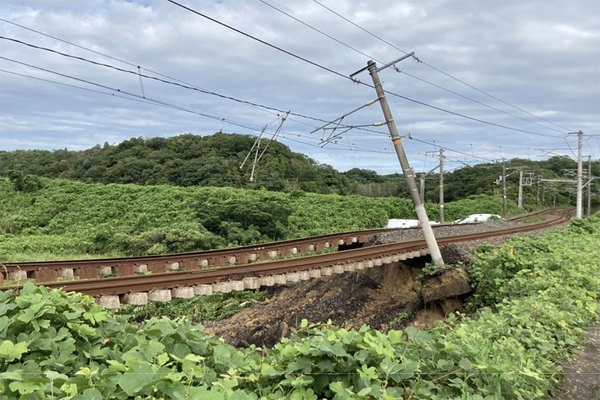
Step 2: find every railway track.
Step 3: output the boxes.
[0,208,570,307]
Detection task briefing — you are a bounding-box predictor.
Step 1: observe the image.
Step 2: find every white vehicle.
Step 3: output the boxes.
[453,214,501,224]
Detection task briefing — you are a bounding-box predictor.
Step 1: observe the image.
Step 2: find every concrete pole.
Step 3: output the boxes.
[420,173,425,203]
[518,169,523,208]
[367,60,443,265]
[576,130,583,218]
[536,178,540,209]
[587,155,592,217]
[439,149,445,223]
[502,158,507,219]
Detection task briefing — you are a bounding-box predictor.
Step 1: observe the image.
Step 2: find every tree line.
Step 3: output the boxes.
[0,132,597,209]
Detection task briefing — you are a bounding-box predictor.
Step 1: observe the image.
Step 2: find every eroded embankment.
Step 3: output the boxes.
[204,250,473,348]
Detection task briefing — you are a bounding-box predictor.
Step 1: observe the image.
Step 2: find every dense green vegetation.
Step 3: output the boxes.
[1,133,597,209]
[115,290,267,324]
[0,177,520,262]
[1,214,598,399]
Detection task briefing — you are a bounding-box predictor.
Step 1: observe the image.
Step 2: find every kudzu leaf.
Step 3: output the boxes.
[0,340,28,362]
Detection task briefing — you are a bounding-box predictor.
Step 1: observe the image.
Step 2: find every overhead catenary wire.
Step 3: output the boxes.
[162,1,565,139]
[0,65,392,157]
[311,0,573,134]
[257,0,566,136]
[0,33,392,139]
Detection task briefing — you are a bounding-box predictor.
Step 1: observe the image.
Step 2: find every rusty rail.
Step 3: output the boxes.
[1,208,570,297]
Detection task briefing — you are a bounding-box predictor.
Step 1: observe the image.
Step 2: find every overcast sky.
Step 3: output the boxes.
[1,0,599,174]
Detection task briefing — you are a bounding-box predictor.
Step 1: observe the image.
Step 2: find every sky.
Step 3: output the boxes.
[1,0,599,174]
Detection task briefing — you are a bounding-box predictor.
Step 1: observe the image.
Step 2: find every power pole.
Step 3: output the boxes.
[439,149,445,223]
[363,58,444,266]
[587,155,592,217]
[536,178,540,209]
[518,169,523,208]
[419,173,425,203]
[576,130,583,218]
[502,158,507,219]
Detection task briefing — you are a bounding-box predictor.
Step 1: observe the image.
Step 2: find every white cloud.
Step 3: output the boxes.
[0,0,598,172]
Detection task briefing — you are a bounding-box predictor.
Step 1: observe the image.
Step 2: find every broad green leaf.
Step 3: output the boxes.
[0,340,28,362]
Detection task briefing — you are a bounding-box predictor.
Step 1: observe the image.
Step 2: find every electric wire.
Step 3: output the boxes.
[0,56,263,132]
[163,0,564,139]
[258,0,566,135]
[311,0,572,134]
[0,32,391,139]
[0,64,391,156]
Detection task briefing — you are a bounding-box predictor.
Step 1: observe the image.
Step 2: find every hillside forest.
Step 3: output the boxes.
[0,132,598,209]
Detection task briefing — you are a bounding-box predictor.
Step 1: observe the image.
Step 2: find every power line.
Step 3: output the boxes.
[0,56,263,132]
[311,0,573,134]
[164,0,564,139]
[0,31,391,139]
[258,0,566,135]
[0,65,391,157]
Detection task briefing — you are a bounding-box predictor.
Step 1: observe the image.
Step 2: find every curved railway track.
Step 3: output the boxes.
[0,208,571,305]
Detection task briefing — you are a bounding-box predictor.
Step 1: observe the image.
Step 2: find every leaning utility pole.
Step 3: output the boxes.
[587,155,592,217]
[439,149,445,223]
[361,57,444,265]
[502,158,507,219]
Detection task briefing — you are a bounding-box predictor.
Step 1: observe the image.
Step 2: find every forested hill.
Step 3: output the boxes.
[0,133,352,194]
[0,132,598,209]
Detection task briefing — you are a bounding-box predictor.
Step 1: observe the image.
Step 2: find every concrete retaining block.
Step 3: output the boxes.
[291,247,298,255]
[321,266,333,276]
[194,284,213,296]
[285,272,300,283]
[383,256,392,265]
[391,255,400,263]
[352,236,358,243]
[333,264,345,274]
[172,287,194,299]
[366,260,374,268]
[356,262,365,270]
[231,281,245,291]
[399,253,408,261]
[8,270,27,281]
[269,250,278,259]
[98,266,113,276]
[260,275,275,287]
[97,295,120,309]
[59,268,74,278]
[122,292,148,305]
[308,244,315,251]
[134,264,148,274]
[228,256,237,265]
[148,289,171,302]
[309,269,322,278]
[273,274,287,285]
[373,258,383,266]
[213,281,232,293]
[344,263,355,272]
[243,277,261,289]
[337,239,345,245]
[199,259,209,267]
[419,248,429,256]
[248,253,257,262]
[298,271,310,281]
[167,262,180,271]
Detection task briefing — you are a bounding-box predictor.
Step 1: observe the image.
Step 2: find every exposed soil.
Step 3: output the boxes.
[204,261,426,347]
[548,320,600,400]
[203,220,534,347]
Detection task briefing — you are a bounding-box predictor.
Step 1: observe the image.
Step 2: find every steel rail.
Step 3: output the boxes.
[0,208,555,275]
[1,208,570,296]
